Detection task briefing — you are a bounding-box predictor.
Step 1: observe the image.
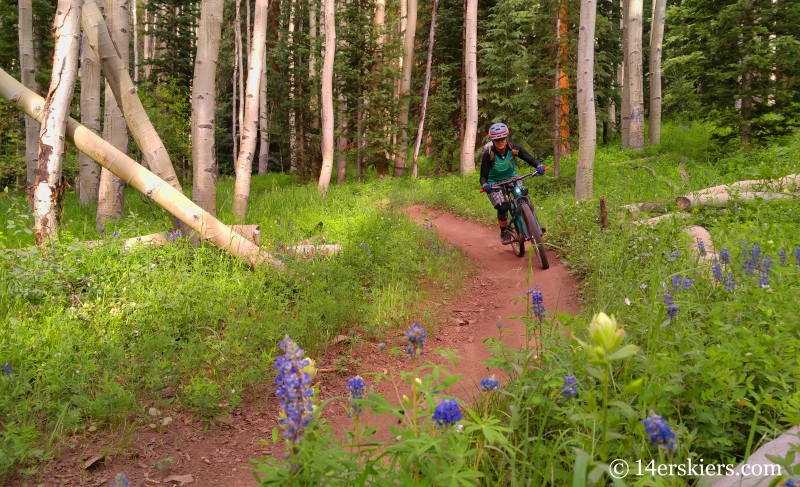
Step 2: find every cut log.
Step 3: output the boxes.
[676,191,794,211]
[682,225,716,263]
[621,200,673,218]
[85,225,260,250]
[631,212,690,227]
[0,68,280,269]
[285,244,342,258]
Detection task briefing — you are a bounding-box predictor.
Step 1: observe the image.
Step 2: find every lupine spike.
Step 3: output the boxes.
[479,375,499,391]
[696,238,707,256]
[664,290,678,320]
[712,259,723,282]
[405,323,427,358]
[562,374,578,398]
[720,247,730,265]
[347,376,366,417]
[274,336,315,445]
[432,398,462,426]
[643,411,678,453]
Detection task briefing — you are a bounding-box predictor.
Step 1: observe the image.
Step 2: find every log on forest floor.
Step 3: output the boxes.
[283,244,342,258]
[632,212,691,227]
[683,225,716,263]
[84,225,261,250]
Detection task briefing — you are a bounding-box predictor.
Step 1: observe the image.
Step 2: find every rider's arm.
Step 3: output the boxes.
[514,145,543,168]
[479,150,493,186]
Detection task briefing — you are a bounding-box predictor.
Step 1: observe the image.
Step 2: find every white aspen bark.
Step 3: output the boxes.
[235,0,244,147]
[620,0,630,148]
[554,12,562,178]
[288,0,297,173]
[34,0,82,245]
[258,48,269,174]
[336,92,347,184]
[309,2,318,130]
[97,0,130,228]
[318,0,336,194]
[459,0,477,174]
[412,0,438,178]
[143,1,151,79]
[626,0,645,148]
[0,68,281,268]
[191,0,224,216]
[649,0,666,145]
[132,0,139,82]
[232,0,269,220]
[82,0,181,190]
[232,27,238,163]
[575,0,597,201]
[19,0,41,192]
[393,0,417,177]
[79,33,101,203]
[246,0,252,56]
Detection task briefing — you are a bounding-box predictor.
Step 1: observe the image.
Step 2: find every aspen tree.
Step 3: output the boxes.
[649,0,666,145]
[318,0,336,194]
[575,0,597,201]
[18,0,40,193]
[78,31,101,203]
[393,0,417,177]
[626,0,644,148]
[412,0,439,178]
[459,0,477,174]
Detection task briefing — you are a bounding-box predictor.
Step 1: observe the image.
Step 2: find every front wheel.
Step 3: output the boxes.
[507,219,525,257]
[520,203,549,270]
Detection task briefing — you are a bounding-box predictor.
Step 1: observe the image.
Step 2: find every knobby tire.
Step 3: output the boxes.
[507,219,525,257]
[520,202,549,270]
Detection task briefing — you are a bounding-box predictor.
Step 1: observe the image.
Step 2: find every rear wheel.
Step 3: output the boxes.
[507,220,525,257]
[520,203,549,270]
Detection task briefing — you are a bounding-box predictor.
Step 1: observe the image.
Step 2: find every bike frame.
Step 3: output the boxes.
[489,172,542,242]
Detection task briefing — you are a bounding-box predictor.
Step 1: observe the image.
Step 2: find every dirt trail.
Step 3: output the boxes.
[24,207,580,487]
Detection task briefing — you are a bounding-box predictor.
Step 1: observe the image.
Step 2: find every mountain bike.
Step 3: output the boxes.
[481,171,549,270]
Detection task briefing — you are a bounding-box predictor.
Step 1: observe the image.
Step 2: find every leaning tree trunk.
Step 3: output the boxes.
[82,0,182,191]
[232,0,269,220]
[18,0,40,194]
[191,0,224,216]
[258,49,269,174]
[318,0,336,194]
[0,68,281,268]
[460,0,477,174]
[34,0,82,245]
[412,0,439,178]
[393,0,418,177]
[96,0,129,228]
[649,0,666,145]
[78,31,101,203]
[626,0,644,148]
[575,0,597,201]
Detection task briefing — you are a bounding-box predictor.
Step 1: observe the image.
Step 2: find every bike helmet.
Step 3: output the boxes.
[488,122,510,141]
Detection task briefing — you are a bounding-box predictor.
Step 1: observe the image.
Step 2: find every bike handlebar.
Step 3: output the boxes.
[479,166,550,193]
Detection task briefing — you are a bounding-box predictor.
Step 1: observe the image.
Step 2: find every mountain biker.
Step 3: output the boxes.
[480,122,545,245]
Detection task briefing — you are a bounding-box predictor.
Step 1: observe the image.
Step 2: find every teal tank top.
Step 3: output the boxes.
[487,149,517,183]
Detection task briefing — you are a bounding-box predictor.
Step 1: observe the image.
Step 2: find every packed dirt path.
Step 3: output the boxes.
[21,207,580,487]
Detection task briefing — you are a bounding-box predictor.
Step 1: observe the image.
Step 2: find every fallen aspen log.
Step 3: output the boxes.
[683,225,716,263]
[621,200,674,218]
[85,225,261,250]
[0,68,280,269]
[284,244,342,258]
[632,212,691,227]
[675,191,794,211]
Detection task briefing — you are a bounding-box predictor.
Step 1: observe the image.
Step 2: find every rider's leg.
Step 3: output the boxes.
[495,202,512,244]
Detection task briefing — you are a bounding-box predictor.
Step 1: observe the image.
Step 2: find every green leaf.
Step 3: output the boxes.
[606,344,640,361]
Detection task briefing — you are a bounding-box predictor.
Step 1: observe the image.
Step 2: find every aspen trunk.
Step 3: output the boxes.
[336,91,347,184]
[287,0,297,173]
[626,0,644,148]
[34,0,82,245]
[620,0,629,148]
[235,0,244,145]
[78,32,102,203]
[1,69,281,268]
[18,0,40,193]
[412,0,438,178]
[258,48,269,174]
[318,0,336,194]
[393,0,418,177]
[232,0,269,220]
[460,0,477,174]
[132,0,139,82]
[191,0,224,216]
[82,0,182,190]
[575,0,597,201]
[649,0,666,145]
[96,0,130,228]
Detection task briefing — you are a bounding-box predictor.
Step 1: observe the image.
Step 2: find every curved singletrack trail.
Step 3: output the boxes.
[25,207,581,487]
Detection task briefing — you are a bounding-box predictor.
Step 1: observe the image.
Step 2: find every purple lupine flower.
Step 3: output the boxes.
[432,398,462,426]
[779,248,787,267]
[795,246,800,266]
[643,411,678,453]
[405,323,427,358]
[562,374,578,398]
[671,275,682,292]
[664,290,678,320]
[725,272,736,292]
[742,239,749,260]
[479,375,499,391]
[113,473,129,487]
[360,241,366,251]
[712,259,723,282]
[763,255,773,274]
[759,272,769,288]
[274,336,315,445]
[720,248,730,265]
[744,259,756,276]
[526,285,546,321]
[347,376,366,417]
[2,363,11,377]
[751,242,762,267]
[778,476,799,487]
[681,277,695,291]
[697,238,707,257]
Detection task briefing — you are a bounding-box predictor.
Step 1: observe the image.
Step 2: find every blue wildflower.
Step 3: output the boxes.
[664,290,678,320]
[712,259,723,283]
[2,363,11,377]
[360,241,366,251]
[725,272,736,292]
[778,476,800,487]
[742,239,749,259]
[795,247,800,266]
[562,374,578,398]
[277,218,281,226]
[751,242,761,266]
[496,318,502,329]
[274,336,315,445]
[720,248,730,265]
[479,375,499,391]
[114,473,129,487]
[779,248,787,267]
[759,272,769,288]
[681,277,695,291]
[405,323,427,358]
[347,375,366,417]
[526,284,546,321]
[643,411,678,453]
[697,238,707,257]
[764,254,773,274]
[432,398,462,426]
[168,228,181,243]
[671,275,682,292]
[744,258,756,276]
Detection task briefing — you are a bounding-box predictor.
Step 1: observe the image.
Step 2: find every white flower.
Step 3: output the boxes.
[150,263,157,268]
[640,283,647,289]
[625,297,631,306]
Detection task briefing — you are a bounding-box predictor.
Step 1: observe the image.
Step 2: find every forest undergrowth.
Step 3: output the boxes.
[1,122,800,484]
